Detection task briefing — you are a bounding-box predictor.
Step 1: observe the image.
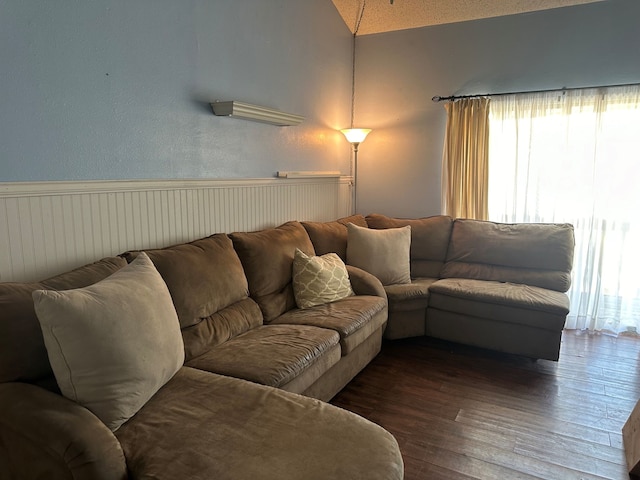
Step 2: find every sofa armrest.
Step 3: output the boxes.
[346,265,387,300]
[0,382,128,480]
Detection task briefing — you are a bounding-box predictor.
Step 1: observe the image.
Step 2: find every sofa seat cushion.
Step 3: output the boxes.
[429,278,570,331]
[270,295,387,355]
[115,367,404,480]
[185,324,340,391]
[384,277,438,312]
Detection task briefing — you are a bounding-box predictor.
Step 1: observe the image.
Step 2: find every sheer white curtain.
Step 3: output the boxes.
[488,85,640,334]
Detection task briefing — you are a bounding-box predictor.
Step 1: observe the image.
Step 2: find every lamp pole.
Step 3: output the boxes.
[352,141,360,214]
[340,2,371,214]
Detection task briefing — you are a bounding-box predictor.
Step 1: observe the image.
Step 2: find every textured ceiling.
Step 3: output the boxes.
[332,0,605,35]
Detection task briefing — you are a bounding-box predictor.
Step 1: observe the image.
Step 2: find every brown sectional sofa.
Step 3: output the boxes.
[0,220,402,480]
[0,212,574,479]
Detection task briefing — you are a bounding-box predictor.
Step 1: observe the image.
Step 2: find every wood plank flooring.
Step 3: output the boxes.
[331,331,640,480]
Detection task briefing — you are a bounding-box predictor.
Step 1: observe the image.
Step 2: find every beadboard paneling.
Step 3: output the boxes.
[0,178,352,282]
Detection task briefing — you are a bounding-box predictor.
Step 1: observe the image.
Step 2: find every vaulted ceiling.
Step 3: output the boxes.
[331,0,605,35]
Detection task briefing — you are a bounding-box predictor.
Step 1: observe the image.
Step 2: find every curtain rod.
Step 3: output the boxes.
[432,81,640,102]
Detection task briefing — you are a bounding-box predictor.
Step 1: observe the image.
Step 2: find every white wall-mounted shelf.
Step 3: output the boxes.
[276,171,341,179]
[211,101,304,126]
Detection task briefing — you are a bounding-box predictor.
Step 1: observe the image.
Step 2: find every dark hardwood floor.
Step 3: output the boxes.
[331,331,640,480]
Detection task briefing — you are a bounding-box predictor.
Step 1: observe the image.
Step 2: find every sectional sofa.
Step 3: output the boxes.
[0,212,574,479]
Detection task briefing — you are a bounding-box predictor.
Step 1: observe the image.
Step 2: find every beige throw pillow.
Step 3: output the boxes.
[32,252,184,431]
[346,223,412,286]
[292,248,354,309]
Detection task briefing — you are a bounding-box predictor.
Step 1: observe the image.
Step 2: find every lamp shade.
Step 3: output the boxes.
[341,128,372,144]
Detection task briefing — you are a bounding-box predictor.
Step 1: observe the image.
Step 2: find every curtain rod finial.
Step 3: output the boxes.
[432,95,442,102]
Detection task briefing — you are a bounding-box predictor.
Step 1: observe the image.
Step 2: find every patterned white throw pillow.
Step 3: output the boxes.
[292,248,354,309]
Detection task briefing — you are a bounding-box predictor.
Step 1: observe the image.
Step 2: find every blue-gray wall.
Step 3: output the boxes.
[356,0,640,218]
[4,0,640,218]
[0,1,353,181]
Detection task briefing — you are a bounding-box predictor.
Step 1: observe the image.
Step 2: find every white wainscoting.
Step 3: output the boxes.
[0,177,353,282]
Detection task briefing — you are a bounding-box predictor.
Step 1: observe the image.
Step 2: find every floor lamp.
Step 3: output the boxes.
[341,128,371,214]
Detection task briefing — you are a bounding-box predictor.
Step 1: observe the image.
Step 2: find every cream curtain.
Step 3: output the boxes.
[441,97,490,220]
[488,85,640,334]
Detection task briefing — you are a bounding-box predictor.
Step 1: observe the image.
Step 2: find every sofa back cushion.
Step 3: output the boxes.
[122,234,251,330]
[231,221,315,322]
[365,214,454,278]
[0,257,127,387]
[441,219,575,292]
[302,214,368,261]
